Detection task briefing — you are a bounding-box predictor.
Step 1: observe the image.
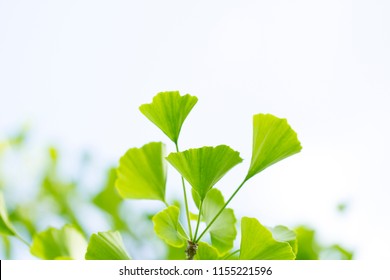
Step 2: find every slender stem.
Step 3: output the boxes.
[223,249,240,260]
[195,178,248,243]
[163,200,169,207]
[15,233,30,247]
[175,142,193,240]
[193,199,204,242]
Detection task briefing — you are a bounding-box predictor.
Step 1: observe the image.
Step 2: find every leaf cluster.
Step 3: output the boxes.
[0,91,351,260]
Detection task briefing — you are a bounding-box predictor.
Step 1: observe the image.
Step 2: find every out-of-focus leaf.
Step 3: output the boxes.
[1,236,12,259]
[295,226,320,260]
[194,242,220,260]
[337,202,348,213]
[201,189,236,253]
[30,225,87,260]
[139,91,198,144]
[167,145,242,200]
[9,205,37,237]
[85,231,131,260]
[116,142,167,202]
[93,168,128,231]
[0,192,17,236]
[246,114,302,180]
[269,225,297,255]
[152,206,188,248]
[189,212,199,221]
[320,244,353,260]
[93,168,122,214]
[240,217,295,260]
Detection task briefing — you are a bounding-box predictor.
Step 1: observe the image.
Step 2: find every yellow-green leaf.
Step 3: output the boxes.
[269,225,298,255]
[152,206,188,248]
[194,242,220,260]
[246,114,302,180]
[0,192,17,237]
[116,142,167,202]
[139,91,198,144]
[30,225,87,260]
[85,231,131,260]
[167,145,242,200]
[202,189,236,253]
[239,217,295,260]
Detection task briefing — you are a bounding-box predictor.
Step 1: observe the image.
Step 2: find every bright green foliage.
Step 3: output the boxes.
[30,225,87,260]
[321,244,353,260]
[152,206,188,248]
[116,142,167,202]
[239,217,296,260]
[85,231,131,260]
[295,226,320,260]
[294,226,353,260]
[93,168,130,232]
[0,91,312,261]
[0,192,17,236]
[246,114,302,180]
[167,244,187,260]
[93,168,122,218]
[201,189,236,253]
[269,225,298,255]
[139,91,198,144]
[194,242,220,260]
[166,145,243,200]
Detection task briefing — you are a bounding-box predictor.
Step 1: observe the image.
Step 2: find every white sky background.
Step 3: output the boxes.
[1,0,389,259]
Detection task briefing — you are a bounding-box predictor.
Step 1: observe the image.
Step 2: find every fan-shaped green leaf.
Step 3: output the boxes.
[246,114,302,180]
[30,225,87,260]
[167,244,187,260]
[93,168,122,216]
[0,192,17,237]
[201,189,236,253]
[152,206,188,248]
[320,244,353,260]
[194,242,220,260]
[116,142,167,202]
[139,91,198,143]
[85,231,131,260]
[269,225,298,255]
[294,226,319,260]
[93,168,130,231]
[239,217,295,260]
[167,145,243,200]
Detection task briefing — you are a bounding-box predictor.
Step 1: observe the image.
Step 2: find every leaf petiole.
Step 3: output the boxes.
[15,233,30,247]
[195,178,248,243]
[223,249,240,260]
[193,199,204,242]
[175,142,193,241]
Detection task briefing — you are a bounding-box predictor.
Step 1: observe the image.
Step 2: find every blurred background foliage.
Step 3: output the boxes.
[0,127,353,260]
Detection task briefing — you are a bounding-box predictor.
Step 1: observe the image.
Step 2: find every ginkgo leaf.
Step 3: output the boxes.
[0,192,17,237]
[239,217,295,260]
[139,91,198,144]
[30,225,87,260]
[152,206,188,248]
[194,242,220,260]
[246,114,302,180]
[93,168,122,216]
[294,226,320,260]
[269,225,298,255]
[85,231,131,260]
[93,168,130,231]
[116,142,167,202]
[167,145,243,200]
[201,189,236,253]
[167,244,187,260]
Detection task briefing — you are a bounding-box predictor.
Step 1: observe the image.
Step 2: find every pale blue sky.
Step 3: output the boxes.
[1,0,390,259]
